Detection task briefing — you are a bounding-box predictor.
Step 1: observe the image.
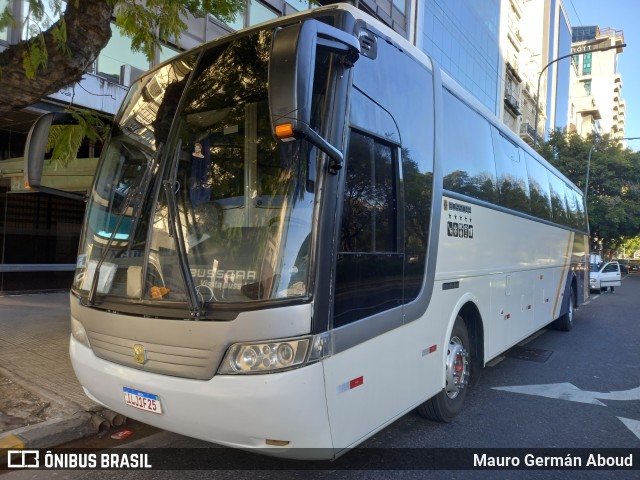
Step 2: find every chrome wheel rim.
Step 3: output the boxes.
[445,336,470,399]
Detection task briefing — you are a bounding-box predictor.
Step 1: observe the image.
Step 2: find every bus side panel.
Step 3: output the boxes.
[534,267,554,329]
[323,313,444,450]
[436,197,578,360]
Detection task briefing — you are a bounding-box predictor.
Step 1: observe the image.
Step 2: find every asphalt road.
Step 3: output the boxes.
[3,274,640,480]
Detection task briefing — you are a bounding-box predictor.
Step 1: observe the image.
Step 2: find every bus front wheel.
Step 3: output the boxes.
[417,315,471,422]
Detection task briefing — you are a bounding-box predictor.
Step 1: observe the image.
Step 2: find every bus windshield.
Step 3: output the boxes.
[74,30,321,308]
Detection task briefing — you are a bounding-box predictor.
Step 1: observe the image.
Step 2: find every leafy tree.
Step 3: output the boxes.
[620,235,640,258]
[0,1,244,162]
[0,1,244,115]
[538,130,640,255]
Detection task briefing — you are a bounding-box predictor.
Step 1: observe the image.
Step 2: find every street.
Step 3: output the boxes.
[2,273,640,480]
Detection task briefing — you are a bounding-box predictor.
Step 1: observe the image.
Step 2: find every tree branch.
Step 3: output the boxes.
[0,0,114,115]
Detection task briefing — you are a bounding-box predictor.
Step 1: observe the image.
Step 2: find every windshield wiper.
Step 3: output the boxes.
[163,140,205,318]
[85,143,163,305]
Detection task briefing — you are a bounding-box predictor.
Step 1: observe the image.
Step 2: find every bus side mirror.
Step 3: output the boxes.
[268,19,360,170]
[24,112,78,189]
[23,112,85,201]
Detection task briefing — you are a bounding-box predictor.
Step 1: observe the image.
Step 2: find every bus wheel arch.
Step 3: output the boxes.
[417,301,484,422]
[554,278,577,332]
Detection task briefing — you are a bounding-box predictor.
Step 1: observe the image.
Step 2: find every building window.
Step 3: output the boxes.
[571,54,579,74]
[97,23,149,83]
[420,0,500,113]
[218,10,244,31]
[0,0,9,42]
[393,0,406,14]
[582,52,592,75]
[249,0,278,27]
[285,0,312,11]
[158,44,181,64]
[583,80,591,95]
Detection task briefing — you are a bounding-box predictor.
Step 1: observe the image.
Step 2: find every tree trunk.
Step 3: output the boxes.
[0,0,114,115]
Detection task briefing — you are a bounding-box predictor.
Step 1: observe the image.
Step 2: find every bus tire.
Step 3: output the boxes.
[417,315,470,422]
[554,290,575,331]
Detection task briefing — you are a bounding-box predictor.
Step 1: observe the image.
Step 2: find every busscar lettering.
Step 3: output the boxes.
[447,201,472,214]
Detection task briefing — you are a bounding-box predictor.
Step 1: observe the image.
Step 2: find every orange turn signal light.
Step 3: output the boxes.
[275,123,295,139]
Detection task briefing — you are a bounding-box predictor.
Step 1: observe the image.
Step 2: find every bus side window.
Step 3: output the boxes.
[492,129,530,214]
[548,172,569,226]
[564,185,580,230]
[573,189,587,231]
[442,91,498,202]
[333,130,403,328]
[524,153,553,221]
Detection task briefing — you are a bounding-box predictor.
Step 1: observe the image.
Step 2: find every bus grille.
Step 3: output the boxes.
[86,330,219,380]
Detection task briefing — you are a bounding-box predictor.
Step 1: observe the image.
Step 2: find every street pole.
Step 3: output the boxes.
[533,43,626,150]
[585,144,595,197]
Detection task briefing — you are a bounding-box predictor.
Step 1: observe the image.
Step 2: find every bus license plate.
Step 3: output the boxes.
[123,387,162,414]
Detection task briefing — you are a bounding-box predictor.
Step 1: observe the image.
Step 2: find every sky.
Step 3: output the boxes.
[565,0,640,150]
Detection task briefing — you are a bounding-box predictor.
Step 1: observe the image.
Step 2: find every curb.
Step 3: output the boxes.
[0,412,98,450]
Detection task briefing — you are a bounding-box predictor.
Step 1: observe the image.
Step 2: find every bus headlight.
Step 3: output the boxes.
[218,333,331,374]
[71,317,91,348]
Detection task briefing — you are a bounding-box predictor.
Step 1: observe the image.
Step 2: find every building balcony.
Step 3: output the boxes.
[519,122,542,146]
[507,26,522,49]
[573,95,602,120]
[510,0,523,17]
[506,59,522,82]
[614,74,622,88]
[504,93,521,116]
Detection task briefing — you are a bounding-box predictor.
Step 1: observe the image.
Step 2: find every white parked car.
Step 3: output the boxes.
[589,261,621,292]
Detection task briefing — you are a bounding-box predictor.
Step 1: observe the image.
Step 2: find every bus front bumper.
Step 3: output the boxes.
[70,335,334,458]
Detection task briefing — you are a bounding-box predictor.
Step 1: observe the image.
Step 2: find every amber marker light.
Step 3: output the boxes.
[275,123,295,140]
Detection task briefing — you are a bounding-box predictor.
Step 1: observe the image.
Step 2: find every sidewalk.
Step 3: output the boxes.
[0,292,104,449]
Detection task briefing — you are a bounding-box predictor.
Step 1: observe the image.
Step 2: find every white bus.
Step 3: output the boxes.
[25,3,588,459]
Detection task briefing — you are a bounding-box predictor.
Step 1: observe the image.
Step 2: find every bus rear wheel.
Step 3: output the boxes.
[553,290,575,331]
[417,315,471,422]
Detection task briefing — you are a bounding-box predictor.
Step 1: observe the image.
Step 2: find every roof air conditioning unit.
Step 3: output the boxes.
[120,64,146,87]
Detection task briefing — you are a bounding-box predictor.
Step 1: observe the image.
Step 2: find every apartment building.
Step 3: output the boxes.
[569,25,625,140]
[497,0,572,147]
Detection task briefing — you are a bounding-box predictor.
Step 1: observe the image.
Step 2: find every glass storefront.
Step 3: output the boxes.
[0,190,85,292]
[419,0,500,114]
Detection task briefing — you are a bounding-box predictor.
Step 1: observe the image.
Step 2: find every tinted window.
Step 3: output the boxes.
[492,129,530,213]
[334,131,402,327]
[564,186,580,229]
[548,173,569,226]
[442,91,497,202]
[524,153,552,221]
[340,132,397,253]
[352,33,435,307]
[573,190,587,231]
